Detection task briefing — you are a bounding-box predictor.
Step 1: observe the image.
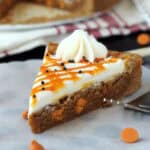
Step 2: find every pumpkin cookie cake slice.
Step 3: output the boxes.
[28,30,142,133]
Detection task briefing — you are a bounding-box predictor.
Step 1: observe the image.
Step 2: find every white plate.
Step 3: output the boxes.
[0,13,99,31]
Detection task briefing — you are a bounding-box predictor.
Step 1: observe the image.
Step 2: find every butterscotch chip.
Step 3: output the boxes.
[76,98,87,107]
[22,110,28,120]
[76,98,87,114]
[29,140,45,150]
[121,128,139,143]
[51,108,64,121]
[137,33,150,46]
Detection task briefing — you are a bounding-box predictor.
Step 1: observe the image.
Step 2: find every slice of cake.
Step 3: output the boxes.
[28,30,142,133]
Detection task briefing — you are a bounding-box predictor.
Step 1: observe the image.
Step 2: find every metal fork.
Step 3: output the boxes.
[124,91,150,113]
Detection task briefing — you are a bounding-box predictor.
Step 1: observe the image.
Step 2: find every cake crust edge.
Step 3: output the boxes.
[29,44,142,133]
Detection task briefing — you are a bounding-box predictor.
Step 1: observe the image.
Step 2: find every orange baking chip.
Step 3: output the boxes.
[76,98,87,114]
[121,128,139,143]
[137,33,150,46]
[52,108,64,121]
[76,98,87,107]
[22,110,28,120]
[29,140,45,150]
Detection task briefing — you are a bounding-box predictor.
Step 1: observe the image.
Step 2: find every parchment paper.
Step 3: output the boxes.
[0,60,150,150]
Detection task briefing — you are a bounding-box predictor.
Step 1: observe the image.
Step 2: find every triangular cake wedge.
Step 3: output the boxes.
[28,30,142,133]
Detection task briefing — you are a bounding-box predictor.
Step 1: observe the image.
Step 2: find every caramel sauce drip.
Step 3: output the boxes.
[31,51,118,99]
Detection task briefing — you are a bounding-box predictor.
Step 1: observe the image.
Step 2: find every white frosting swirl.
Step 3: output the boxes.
[56,30,108,62]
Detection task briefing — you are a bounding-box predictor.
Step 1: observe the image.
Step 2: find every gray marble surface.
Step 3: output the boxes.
[0,60,150,150]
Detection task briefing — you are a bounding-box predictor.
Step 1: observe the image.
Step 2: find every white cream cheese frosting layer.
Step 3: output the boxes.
[29,56,125,114]
[56,30,108,62]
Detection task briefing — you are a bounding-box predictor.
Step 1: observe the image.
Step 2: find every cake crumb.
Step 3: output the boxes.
[29,140,45,150]
[22,110,28,120]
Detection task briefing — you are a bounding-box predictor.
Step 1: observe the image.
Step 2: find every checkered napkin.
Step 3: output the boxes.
[0,0,149,58]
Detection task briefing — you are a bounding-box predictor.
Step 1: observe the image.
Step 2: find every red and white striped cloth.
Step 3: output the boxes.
[55,11,150,38]
[0,9,149,58]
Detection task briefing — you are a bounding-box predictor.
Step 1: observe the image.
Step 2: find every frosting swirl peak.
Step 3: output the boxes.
[56,30,108,62]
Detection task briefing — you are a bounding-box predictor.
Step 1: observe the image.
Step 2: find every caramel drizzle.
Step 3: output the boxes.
[31,55,118,98]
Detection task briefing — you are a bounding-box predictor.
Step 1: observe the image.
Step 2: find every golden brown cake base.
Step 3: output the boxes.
[29,46,142,133]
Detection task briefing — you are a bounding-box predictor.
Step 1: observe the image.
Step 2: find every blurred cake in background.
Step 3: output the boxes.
[0,0,16,18]
[0,0,120,24]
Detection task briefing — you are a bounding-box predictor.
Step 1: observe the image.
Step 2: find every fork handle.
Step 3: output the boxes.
[127,47,150,57]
